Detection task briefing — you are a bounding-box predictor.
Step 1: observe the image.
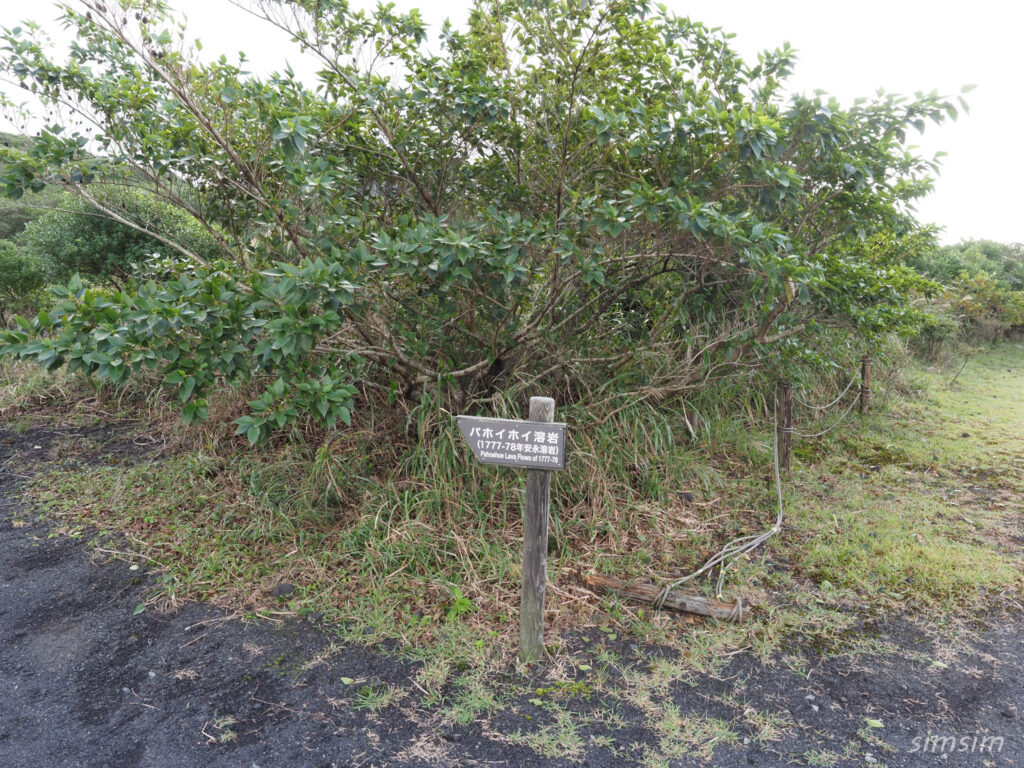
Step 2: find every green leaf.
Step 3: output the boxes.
[180,376,197,403]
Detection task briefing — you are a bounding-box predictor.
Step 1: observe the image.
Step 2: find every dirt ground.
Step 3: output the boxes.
[2,422,1023,767]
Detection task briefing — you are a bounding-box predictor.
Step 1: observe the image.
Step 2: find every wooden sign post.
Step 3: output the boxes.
[520,396,554,663]
[456,396,566,663]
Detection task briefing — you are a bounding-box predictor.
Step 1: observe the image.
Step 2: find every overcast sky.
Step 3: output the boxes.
[3,0,1021,245]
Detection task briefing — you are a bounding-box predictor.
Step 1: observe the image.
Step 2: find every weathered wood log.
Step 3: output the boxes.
[584,573,747,621]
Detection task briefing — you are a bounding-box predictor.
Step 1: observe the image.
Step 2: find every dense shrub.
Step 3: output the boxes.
[910,240,1024,291]
[0,0,966,437]
[951,272,1024,342]
[906,239,1024,351]
[0,239,46,325]
[909,305,962,362]
[17,188,221,285]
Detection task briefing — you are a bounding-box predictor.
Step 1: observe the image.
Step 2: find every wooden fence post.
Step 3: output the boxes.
[860,355,872,415]
[520,396,555,663]
[778,381,793,475]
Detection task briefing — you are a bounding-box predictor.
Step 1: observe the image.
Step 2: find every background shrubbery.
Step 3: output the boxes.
[0,238,46,325]
[907,239,1024,356]
[0,178,222,333]
[17,188,221,285]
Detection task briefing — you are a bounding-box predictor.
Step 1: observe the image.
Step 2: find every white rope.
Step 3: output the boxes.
[793,374,859,411]
[651,366,866,612]
[653,396,785,611]
[791,392,860,438]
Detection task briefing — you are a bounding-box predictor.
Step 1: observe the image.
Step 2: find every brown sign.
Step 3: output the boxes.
[456,416,567,471]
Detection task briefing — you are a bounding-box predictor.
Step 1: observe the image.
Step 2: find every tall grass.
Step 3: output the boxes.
[12,337,1024,766]
[17,335,1023,667]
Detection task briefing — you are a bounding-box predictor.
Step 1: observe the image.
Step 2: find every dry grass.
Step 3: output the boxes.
[0,360,93,420]
[22,345,1024,651]
[10,342,1024,764]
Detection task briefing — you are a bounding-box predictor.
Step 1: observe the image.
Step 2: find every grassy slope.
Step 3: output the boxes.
[781,344,1024,620]
[6,343,1024,763]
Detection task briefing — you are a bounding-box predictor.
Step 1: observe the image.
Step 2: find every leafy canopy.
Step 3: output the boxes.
[0,0,965,438]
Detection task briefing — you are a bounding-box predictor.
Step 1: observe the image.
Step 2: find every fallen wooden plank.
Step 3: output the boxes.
[584,572,747,621]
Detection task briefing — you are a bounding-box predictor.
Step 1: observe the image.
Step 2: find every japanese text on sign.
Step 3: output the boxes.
[455,416,567,470]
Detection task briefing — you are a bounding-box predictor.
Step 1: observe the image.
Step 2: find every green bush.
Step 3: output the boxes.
[909,306,961,362]
[17,188,220,285]
[910,240,1024,291]
[952,271,1024,342]
[906,239,1024,353]
[0,239,46,325]
[0,0,968,437]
